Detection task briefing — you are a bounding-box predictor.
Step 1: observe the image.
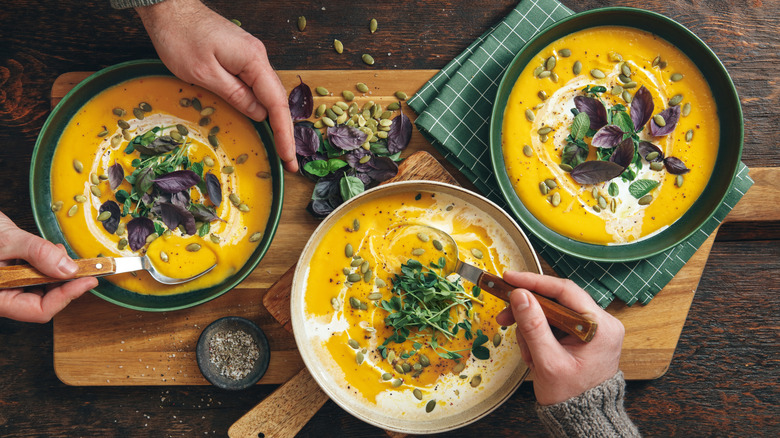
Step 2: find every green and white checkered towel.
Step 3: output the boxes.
[408,0,753,308]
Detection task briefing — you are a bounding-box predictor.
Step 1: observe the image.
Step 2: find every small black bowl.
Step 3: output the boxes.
[196,316,270,390]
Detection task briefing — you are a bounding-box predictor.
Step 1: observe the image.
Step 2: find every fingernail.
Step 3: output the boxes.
[58,257,77,276]
[247,101,258,114]
[514,290,529,312]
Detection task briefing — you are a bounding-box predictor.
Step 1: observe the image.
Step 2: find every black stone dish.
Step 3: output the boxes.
[196,316,270,390]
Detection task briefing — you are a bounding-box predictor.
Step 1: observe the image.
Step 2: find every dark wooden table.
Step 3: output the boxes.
[1,0,778,436]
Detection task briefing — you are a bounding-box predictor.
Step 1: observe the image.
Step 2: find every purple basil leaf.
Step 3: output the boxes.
[638,141,664,161]
[649,105,681,136]
[288,76,313,121]
[570,160,625,185]
[108,161,124,191]
[127,217,155,251]
[99,201,121,234]
[609,137,635,168]
[365,156,399,185]
[328,125,368,151]
[630,86,654,132]
[574,96,608,130]
[307,175,342,218]
[664,156,690,175]
[170,191,191,209]
[204,172,222,207]
[135,166,156,194]
[135,136,179,156]
[140,192,155,206]
[294,123,320,157]
[387,113,413,154]
[153,170,201,193]
[189,203,223,223]
[346,148,374,172]
[159,202,197,235]
[355,172,373,187]
[591,125,625,148]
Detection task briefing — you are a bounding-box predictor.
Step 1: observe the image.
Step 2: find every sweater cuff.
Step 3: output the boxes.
[110,0,168,9]
[535,371,640,438]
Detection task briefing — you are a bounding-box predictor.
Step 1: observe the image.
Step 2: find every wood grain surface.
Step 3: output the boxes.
[1,1,778,437]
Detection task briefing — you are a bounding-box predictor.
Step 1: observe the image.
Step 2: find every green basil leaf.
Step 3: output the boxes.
[613,111,635,136]
[303,159,331,177]
[327,158,348,173]
[339,175,364,202]
[570,112,590,141]
[628,179,659,198]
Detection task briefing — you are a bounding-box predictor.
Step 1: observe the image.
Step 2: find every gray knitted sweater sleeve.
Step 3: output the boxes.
[535,371,640,438]
[110,0,167,9]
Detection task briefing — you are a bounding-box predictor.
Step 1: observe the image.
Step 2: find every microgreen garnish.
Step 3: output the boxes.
[376,259,490,362]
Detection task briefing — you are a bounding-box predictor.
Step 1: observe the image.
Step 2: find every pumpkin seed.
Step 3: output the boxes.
[419,354,430,367]
[523,144,534,157]
[622,90,633,103]
[350,219,359,231]
[380,372,392,381]
[203,156,215,167]
[375,278,387,288]
[333,39,344,54]
[537,90,548,101]
[360,261,370,274]
[347,273,362,283]
[229,193,241,206]
[686,129,694,142]
[185,243,200,252]
[675,175,684,187]
[256,171,271,179]
[492,332,502,347]
[139,102,152,112]
[207,135,218,149]
[590,68,606,79]
[593,205,601,213]
[452,361,466,374]
[297,16,306,31]
[96,211,112,222]
[145,233,158,244]
[551,72,559,83]
[609,182,619,197]
[192,98,202,111]
[621,63,632,77]
[90,185,101,197]
[559,48,571,57]
[345,243,354,258]
[110,135,122,147]
[611,85,623,95]
[170,131,183,142]
[210,233,220,244]
[395,364,405,374]
[341,90,355,101]
[315,86,329,96]
[362,54,375,65]
[89,173,99,185]
[652,55,661,67]
[117,238,128,250]
[669,94,684,106]
[545,56,556,71]
[387,102,400,111]
[200,107,215,117]
[179,98,191,107]
[350,258,363,267]
[425,400,436,413]
[573,60,582,75]
[653,114,666,127]
[51,201,64,212]
[222,165,234,174]
[112,107,125,117]
[538,70,551,79]
[314,104,326,118]
[356,82,369,93]
[416,232,429,243]
[671,73,684,82]
[623,81,637,89]
[608,51,623,62]
[379,118,392,127]
[331,297,341,311]
[392,378,403,388]
[411,248,425,256]
[470,248,483,259]
[98,173,109,181]
[236,153,249,165]
[117,223,126,236]
[539,182,549,195]
[545,178,557,189]
[387,350,396,363]
[368,292,383,301]
[348,339,360,349]
[322,117,335,127]
[401,363,412,373]
[559,163,573,172]
[249,232,263,242]
[97,128,109,137]
[537,126,553,135]
[159,251,169,263]
[645,151,660,161]
[238,203,250,212]
[592,187,599,199]
[650,161,664,171]
[682,102,692,116]
[413,388,423,400]
[533,66,544,77]
[598,196,607,209]
[638,195,653,205]
[133,108,144,120]
[325,108,337,120]
[356,351,364,365]
[618,74,631,84]
[610,198,617,213]
[73,159,83,173]
[551,192,561,207]
[470,374,482,388]
[199,117,211,126]
[369,18,378,33]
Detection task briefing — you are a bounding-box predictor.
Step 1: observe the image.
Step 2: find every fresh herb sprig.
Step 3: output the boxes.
[377,258,490,361]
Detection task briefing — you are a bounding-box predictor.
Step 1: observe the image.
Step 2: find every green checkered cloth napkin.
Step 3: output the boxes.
[408,0,753,308]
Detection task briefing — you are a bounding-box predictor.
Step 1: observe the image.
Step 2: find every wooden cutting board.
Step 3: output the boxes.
[50,70,779,386]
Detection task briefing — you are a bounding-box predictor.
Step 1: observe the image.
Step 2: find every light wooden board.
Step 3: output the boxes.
[50,70,777,386]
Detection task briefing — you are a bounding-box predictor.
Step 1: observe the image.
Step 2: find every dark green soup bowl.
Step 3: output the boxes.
[490,7,743,262]
[30,60,283,311]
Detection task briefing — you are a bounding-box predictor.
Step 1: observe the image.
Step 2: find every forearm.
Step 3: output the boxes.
[110,0,167,9]
[535,371,640,438]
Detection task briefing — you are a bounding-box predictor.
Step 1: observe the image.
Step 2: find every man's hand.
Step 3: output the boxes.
[136,0,298,172]
[496,271,624,405]
[0,213,97,323]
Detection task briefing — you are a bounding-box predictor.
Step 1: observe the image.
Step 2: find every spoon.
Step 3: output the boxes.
[388,224,598,342]
[0,255,216,289]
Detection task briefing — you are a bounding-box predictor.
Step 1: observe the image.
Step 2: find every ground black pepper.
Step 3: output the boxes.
[208,329,260,380]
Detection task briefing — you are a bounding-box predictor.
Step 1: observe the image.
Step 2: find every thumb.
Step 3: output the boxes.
[0,225,77,279]
[510,289,567,364]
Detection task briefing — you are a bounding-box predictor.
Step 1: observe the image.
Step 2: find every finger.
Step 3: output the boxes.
[515,330,533,366]
[0,218,76,279]
[38,277,97,322]
[510,288,568,364]
[496,306,516,326]
[503,271,601,315]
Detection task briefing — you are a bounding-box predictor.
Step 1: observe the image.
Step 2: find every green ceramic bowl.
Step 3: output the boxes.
[490,7,743,262]
[30,60,284,311]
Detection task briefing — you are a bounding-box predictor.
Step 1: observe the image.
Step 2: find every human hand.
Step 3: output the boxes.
[0,213,97,323]
[496,271,624,405]
[136,0,298,172]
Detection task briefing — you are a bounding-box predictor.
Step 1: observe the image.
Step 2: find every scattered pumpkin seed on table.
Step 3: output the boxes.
[333,39,343,54]
[362,54,375,66]
[369,18,378,33]
[315,86,329,96]
[297,16,306,31]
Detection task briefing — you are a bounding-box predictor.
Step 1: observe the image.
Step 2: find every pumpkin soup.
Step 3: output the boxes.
[502,26,719,244]
[50,76,273,295]
[300,190,528,418]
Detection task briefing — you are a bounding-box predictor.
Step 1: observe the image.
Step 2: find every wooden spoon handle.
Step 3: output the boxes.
[0,257,115,289]
[478,272,598,343]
